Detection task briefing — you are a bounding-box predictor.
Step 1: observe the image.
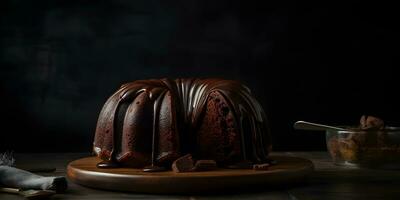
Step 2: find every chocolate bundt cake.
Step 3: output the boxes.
[93,78,271,169]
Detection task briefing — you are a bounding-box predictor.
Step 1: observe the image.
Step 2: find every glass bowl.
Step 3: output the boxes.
[326,127,400,169]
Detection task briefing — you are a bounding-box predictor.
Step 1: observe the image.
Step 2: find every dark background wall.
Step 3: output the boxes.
[1,0,399,152]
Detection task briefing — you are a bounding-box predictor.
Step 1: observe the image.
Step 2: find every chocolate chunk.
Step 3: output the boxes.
[253,163,270,170]
[172,154,194,173]
[360,115,384,130]
[193,160,217,171]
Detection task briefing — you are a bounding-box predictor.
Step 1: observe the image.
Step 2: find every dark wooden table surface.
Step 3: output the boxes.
[2,152,400,200]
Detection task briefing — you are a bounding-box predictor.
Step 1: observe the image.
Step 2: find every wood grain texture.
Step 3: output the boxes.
[2,152,400,200]
[67,156,314,194]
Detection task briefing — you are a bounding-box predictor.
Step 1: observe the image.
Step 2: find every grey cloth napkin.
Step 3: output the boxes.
[0,152,67,193]
[0,166,67,192]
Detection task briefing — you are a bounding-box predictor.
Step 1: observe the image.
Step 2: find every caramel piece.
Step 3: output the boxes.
[360,115,384,130]
[338,139,358,161]
[172,154,194,173]
[327,137,340,160]
[193,160,217,171]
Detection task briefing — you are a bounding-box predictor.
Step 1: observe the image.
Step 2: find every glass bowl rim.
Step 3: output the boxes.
[331,126,400,134]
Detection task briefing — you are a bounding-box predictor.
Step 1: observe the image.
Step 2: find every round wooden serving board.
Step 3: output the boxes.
[67,156,314,194]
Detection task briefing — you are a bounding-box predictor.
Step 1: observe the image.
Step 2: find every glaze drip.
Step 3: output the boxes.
[94,78,271,167]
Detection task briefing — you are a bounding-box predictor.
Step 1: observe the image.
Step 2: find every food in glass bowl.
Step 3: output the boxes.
[326,116,400,169]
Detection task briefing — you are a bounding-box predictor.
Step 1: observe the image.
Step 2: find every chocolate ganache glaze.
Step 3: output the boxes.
[93,78,272,168]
